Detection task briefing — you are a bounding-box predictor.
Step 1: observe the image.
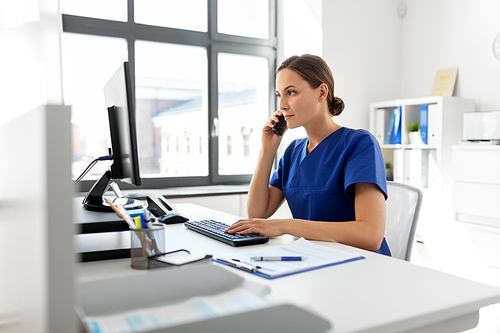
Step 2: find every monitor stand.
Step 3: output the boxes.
[83,170,143,211]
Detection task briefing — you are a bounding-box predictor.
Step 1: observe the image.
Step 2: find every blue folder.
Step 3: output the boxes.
[389,107,402,144]
[420,105,428,144]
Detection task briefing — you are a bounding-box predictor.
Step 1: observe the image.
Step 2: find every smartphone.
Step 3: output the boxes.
[272,114,287,136]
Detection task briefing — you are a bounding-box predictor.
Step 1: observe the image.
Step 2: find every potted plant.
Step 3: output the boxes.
[408,120,421,144]
[385,162,393,181]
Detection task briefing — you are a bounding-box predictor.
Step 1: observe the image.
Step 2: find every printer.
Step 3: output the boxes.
[463,111,500,142]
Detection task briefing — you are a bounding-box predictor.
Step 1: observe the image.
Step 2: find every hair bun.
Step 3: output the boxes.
[329,96,345,116]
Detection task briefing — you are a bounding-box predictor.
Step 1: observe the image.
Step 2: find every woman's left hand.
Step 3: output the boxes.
[225,218,285,238]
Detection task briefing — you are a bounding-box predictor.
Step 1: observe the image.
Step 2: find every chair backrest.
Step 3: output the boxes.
[384,181,423,261]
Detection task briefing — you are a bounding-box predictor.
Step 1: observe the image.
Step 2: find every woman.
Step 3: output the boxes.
[226,54,391,256]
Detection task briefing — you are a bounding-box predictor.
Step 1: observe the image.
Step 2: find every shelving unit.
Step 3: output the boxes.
[369,96,475,192]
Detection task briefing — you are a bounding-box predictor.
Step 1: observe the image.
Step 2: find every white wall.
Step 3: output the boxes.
[0,0,64,126]
[0,1,73,332]
[322,0,402,130]
[401,0,500,112]
[322,0,500,130]
[279,0,323,61]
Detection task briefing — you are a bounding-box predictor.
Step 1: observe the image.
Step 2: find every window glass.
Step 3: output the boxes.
[62,1,275,187]
[217,0,269,39]
[218,53,269,175]
[135,0,207,32]
[135,41,208,178]
[60,0,127,21]
[61,33,127,180]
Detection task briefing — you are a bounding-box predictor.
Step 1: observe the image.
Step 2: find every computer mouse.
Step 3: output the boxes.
[157,212,189,224]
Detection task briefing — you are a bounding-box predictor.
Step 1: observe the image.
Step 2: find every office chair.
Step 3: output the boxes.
[384,181,423,261]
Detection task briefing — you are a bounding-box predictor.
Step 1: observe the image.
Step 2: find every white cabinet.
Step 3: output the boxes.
[452,145,500,267]
[452,145,500,225]
[369,96,475,191]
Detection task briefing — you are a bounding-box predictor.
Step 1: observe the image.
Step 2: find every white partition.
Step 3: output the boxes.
[0,105,76,332]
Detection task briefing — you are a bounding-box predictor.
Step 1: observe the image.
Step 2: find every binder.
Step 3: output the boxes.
[389,107,402,144]
[375,109,390,144]
[427,150,440,188]
[427,104,439,146]
[403,149,429,188]
[384,110,395,144]
[404,149,421,187]
[393,149,404,182]
[421,149,429,188]
[420,105,428,144]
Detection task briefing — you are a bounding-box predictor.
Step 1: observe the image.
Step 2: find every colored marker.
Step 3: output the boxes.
[144,207,161,254]
[134,216,142,229]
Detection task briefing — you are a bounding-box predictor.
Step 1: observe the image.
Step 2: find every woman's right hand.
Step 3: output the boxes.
[262,110,286,151]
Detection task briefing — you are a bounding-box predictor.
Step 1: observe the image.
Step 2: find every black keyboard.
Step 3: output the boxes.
[184,220,269,247]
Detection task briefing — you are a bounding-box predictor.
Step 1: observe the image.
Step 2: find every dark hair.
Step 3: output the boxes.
[277,54,345,116]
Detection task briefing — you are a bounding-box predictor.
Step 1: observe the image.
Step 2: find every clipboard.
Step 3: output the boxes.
[213,256,364,279]
[213,238,365,279]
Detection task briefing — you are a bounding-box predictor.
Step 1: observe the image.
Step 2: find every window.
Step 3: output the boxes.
[135,0,207,32]
[62,0,276,191]
[217,53,268,175]
[217,0,269,39]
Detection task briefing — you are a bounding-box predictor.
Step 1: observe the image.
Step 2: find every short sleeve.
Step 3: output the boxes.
[269,156,284,191]
[344,131,387,200]
[269,139,304,192]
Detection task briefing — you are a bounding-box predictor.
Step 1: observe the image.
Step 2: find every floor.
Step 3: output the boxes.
[410,204,500,333]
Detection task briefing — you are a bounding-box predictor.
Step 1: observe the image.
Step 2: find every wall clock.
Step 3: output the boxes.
[494,34,500,60]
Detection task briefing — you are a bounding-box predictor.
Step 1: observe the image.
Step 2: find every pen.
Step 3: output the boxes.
[217,257,256,272]
[144,207,162,255]
[108,201,136,229]
[143,207,154,228]
[110,202,151,257]
[250,256,308,261]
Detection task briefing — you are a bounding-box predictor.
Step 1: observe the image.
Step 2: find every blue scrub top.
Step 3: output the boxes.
[270,127,391,256]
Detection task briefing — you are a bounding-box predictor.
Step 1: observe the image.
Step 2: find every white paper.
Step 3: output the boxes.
[84,288,269,333]
[155,251,207,265]
[240,238,363,278]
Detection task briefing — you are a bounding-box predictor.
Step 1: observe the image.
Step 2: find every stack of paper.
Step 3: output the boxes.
[84,288,269,333]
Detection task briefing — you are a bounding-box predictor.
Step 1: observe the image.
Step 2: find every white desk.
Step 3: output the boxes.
[76,203,500,333]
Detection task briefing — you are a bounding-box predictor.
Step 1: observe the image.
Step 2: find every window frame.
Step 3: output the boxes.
[62,0,277,192]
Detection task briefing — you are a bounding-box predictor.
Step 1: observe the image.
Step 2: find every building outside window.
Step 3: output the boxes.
[61,0,276,190]
[227,135,232,156]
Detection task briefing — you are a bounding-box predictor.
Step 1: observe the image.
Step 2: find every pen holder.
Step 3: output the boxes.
[130,223,165,270]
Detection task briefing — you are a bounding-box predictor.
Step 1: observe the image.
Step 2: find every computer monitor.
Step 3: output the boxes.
[82,62,143,211]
